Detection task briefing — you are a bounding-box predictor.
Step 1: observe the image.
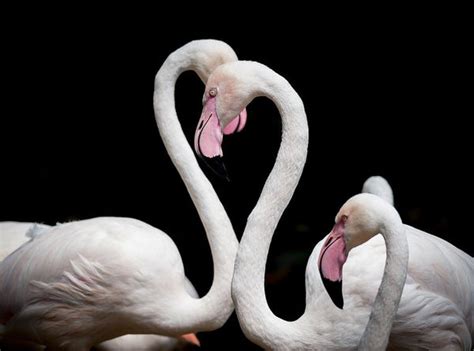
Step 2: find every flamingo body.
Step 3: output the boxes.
[1,218,191,346]
[306,225,473,349]
[0,221,200,351]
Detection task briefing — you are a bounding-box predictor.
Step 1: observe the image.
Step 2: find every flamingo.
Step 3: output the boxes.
[0,222,199,351]
[0,241,203,348]
[194,60,473,349]
[0,39,245,350]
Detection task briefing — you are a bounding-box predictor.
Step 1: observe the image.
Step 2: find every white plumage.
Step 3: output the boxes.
[0,220,200,351]
[337,222,473,349]
[352,176,473,347]
[0,222,45,261]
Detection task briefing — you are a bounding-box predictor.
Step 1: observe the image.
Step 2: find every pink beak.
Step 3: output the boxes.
[223,108,247,135]
[318,220,347,309]
[194,97,247,180]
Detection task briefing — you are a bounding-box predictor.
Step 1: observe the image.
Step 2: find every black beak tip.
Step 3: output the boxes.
[202,156,230,182]
[320,274,344,309]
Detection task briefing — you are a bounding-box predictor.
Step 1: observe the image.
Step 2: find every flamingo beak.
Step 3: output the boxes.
[194,98,246,181]
[180,333,200,346]
[194,97,227,180]
[223,108,247,135]
[318,220,348,309]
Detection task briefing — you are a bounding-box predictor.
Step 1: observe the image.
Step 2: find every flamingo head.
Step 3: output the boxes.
[194,62,261,180]
[318,193,391,309]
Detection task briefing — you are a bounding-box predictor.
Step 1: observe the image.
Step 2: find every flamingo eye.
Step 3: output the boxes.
[209,88,217,97]
[341,215,348,223]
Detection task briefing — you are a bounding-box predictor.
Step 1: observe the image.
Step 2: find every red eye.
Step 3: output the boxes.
[341,215,348,223]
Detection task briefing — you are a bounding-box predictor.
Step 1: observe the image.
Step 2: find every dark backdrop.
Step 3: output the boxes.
[1,9,471,350]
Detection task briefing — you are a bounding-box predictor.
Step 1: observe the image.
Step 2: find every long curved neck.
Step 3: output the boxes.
[232,72,312,348]
[230,69,408,348]
[358,215,408,350]
[153,47,238,331]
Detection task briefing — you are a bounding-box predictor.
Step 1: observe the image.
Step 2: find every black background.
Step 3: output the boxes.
[1,7,471,350]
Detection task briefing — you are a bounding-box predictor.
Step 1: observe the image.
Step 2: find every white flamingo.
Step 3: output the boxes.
[0,39,245,350]
[194,60,474,349]
[0,222,198,351]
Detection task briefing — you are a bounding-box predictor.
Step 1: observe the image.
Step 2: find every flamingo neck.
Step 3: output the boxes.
[152,43,238,332]
[231,63,408,348]
[358,215,408,350]
[231,68,312,349]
